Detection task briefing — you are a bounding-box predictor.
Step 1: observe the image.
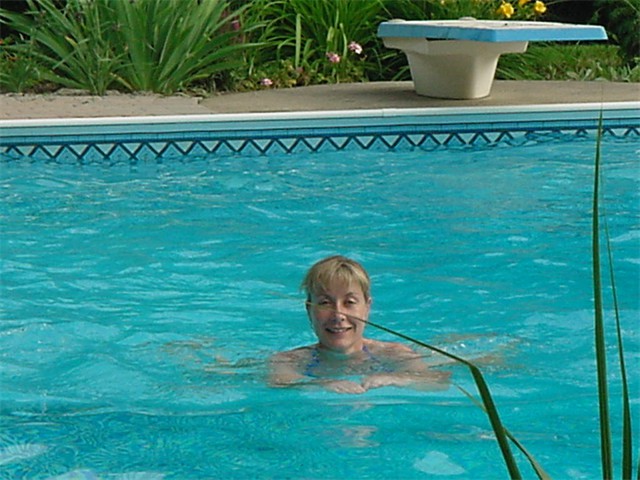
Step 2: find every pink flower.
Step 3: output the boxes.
[326,52,341,64]
[348,41,363,55]
[260,78,273,87]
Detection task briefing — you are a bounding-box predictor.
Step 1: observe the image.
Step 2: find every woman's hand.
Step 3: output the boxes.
[361,373,412,390]
[323,379,367,394]
[361,370,451,391]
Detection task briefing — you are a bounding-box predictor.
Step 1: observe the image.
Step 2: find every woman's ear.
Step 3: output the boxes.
[305,298,313,323]
[364,296,372,320]
[305,297,311,314]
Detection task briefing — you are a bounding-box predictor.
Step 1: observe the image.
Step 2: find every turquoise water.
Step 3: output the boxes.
[1,133,639,479]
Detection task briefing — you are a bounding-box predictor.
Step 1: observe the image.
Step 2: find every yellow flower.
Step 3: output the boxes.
[518,0,530,6]
[497,2,515,18]
[533,0,547,14]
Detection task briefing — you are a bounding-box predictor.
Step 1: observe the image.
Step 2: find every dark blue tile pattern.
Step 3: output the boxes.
[1,115,638,164]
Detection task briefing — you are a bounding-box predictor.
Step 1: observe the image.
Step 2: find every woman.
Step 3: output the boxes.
[269,255,450,394]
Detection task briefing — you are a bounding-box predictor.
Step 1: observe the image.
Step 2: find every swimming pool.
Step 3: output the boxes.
[1,103,639,479]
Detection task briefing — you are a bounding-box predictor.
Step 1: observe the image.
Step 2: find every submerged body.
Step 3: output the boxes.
[269,255,450,394]
[270,339,449,394]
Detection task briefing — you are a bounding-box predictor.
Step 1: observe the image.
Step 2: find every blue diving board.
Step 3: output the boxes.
[377,19,609,99]
[377,20,608,43]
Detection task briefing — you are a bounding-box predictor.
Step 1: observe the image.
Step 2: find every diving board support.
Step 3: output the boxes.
[378,20,608,100]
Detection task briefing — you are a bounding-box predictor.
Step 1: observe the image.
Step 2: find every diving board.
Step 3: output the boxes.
[378,19,608,99]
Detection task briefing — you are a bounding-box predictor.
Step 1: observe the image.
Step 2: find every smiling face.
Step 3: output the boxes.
[307,280,371,355]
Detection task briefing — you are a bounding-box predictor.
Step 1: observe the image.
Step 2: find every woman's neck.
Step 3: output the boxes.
[316,340,367,359]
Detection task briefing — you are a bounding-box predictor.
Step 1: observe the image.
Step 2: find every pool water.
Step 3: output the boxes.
[1,133,639,479]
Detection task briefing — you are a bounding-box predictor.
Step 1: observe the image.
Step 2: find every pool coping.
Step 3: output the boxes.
[1,101,638,129]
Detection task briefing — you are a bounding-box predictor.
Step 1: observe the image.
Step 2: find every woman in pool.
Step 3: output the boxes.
[269,255,450,394]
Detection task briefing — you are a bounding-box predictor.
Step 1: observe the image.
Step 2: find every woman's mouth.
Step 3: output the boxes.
[326,326,352,334]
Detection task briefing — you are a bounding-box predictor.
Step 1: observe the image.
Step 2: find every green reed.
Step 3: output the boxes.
[292,299,549,479]
[361,317,548,479]
[300,118,638,480]
[591,116,637,479]
[362,120,639,479]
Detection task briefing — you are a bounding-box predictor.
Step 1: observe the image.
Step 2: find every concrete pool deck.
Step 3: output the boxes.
[0,80,638,120]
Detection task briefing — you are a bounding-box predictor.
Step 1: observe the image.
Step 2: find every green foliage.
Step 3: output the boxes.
[497,43,640,82]
[382,0,549,21]
[591,119,638,479]
[0,0,637,94]
[591,118,613,479]
[233,0,385,89]
[0,36,41,92]
[112,0,252,94]
[594,0,640,65]
[0,0,121,94]
[0,0,252,94]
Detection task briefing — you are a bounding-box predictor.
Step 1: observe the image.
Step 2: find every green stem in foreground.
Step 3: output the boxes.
[592,116,613,479]
[455,384,551,480]
[363,318,523,479]
[594,116,636,479]
[297,298,551,479]
[605,211,634,480]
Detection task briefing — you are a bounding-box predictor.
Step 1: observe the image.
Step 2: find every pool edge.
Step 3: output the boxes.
[1,101,638,128]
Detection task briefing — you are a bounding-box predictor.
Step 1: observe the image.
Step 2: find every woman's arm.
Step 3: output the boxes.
[268,351,306,387]
[361,342,451,391]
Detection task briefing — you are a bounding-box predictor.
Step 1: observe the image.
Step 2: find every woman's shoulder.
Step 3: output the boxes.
[365,339,430,373]
[271,344,316,362]
[365,339,415,356]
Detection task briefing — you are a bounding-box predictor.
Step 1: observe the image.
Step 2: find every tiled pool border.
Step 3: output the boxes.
[1,102,638,163]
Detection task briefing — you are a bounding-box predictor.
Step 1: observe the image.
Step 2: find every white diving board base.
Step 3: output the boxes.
[378,20,608,100]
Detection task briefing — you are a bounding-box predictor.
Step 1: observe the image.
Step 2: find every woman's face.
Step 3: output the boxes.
[307,281,371,355]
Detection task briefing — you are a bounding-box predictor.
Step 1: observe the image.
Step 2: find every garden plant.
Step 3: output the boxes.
[0,0,254,94]
[1,0,638,94]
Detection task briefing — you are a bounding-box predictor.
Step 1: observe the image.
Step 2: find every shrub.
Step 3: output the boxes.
[594,0,640,66]
[1,0,636,94]
[0,35,42,93]
[497,43,640,82]
[0,0,121,94]
[0,0,252,95]
[112,0,253,94]
[232,0,386,89]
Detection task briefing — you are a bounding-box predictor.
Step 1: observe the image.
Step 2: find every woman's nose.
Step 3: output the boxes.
[333,305,347,321]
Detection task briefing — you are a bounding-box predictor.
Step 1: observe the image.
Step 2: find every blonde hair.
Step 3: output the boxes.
[302,255,371,302]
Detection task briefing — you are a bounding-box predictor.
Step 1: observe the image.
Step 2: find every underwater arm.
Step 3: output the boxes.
[361,370,451,391]
[361,344,451,391]
[268,352,306,387]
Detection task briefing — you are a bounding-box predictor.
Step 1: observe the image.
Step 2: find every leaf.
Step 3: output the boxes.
[592,113,613,479]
